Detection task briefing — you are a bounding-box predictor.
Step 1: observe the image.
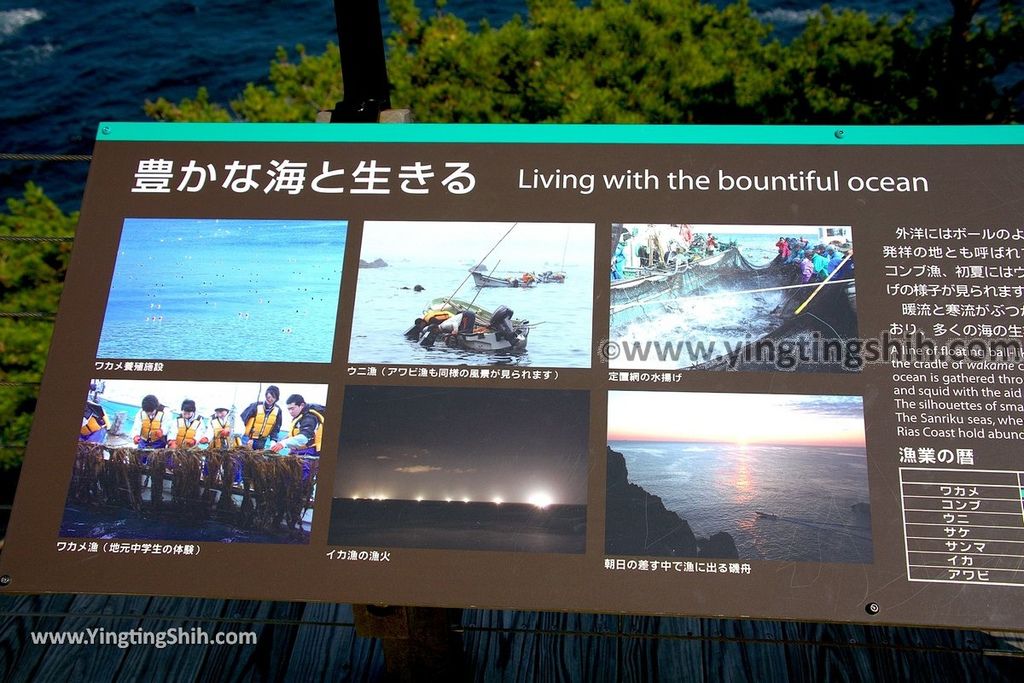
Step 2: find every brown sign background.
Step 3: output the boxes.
[2,130,1023,631]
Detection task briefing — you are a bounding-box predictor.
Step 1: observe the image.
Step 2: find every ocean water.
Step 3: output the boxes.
[2,1,970,208]
[611,440,873,564]
[60,504,311,544]
[348,262,594,367]
[96,218,347,362]
[610,229,853,369]
[328,499,587,553]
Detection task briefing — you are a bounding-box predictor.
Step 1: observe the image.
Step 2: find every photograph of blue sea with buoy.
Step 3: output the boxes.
[96,218,347,362]
[348,221,595,367]
[608,391,872,564]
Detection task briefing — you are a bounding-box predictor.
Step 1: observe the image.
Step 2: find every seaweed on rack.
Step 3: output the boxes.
[100,446,133,509]
[202,449,233,511]
[244,454,307,532]
[68,442,106,503]
[146,449,172,508]
[192,447,315,532]
[299,459,318,522]
[236,451,258,527]
[68,442,316,534]
[170,449,204,515]
[70,442,144,511]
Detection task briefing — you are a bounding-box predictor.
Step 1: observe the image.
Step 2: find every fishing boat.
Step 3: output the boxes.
[471,270,536,288]
[755,511,778,519]
[405,298,530,352]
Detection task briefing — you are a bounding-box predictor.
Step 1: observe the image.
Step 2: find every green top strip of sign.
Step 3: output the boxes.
[97,122,1024,145]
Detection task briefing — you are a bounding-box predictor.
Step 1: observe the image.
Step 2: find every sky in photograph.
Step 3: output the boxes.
[608,391,865,448]
[334,386,590,505]
[359,221,594,270]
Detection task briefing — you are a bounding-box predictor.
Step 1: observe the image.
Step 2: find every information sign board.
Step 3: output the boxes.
[2,123,1023,630]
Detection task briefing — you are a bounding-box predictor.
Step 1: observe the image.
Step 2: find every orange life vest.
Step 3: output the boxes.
[140,411,168,440]
[245,403,281,439]
[175,416,203,443]
[289,407,325,454]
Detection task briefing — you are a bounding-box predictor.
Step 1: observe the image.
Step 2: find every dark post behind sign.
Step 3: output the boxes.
[331,0,391,122]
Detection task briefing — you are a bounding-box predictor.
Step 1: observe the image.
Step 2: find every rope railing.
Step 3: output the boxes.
[0,236,74,243]
[0,236,74,323]
[0,153,91,162]
[0,153,79,466]
[0,312,56,321]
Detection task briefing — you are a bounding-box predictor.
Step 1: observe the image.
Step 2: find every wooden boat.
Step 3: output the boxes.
[406,298,530,352]
[471,270,536,288]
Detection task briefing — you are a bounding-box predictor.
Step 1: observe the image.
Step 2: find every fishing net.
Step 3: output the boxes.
[610,248,859,372]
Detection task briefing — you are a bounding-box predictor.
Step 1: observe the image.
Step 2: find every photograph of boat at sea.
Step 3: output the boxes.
[606,391,872,564]
[347,221,595,367]
[328,386,589,553]
[609,223,857,373]
[96,218,347,363]
[62,378,327,544]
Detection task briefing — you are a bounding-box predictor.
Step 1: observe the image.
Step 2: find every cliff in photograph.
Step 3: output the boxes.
[605,446,738,560]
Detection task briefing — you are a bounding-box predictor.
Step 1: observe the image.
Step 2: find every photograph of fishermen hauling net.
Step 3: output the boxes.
[96,218,347,363]
[347,221,595,367]
[63,379,327,544]
[609,223,857,372]
[328,386,589,553]
[606,391,872,564]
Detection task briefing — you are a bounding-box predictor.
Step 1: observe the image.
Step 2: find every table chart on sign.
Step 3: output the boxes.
[901,468,1024,587]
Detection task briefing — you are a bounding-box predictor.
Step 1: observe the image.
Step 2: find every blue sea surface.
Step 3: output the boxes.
[611,440,873,564]
[96,218,347,362]
[1,1,972,208]
[60,504,311,544]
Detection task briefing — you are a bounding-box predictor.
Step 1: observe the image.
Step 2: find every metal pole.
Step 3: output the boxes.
[331,0,392,122]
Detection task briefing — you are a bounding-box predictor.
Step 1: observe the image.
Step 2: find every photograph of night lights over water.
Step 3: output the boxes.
[328,386,589,553]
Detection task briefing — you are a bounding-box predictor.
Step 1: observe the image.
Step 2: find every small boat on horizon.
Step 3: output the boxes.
[471,270,536,288]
